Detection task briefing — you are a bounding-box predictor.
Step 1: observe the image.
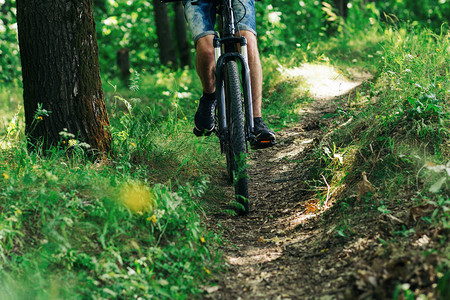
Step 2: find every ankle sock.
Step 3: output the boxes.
[201,91,216,102]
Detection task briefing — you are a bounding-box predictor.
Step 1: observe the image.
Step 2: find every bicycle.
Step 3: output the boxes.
[162,0,269,215]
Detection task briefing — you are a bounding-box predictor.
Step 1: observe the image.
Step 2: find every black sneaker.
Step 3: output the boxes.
[193,94,216,137]
[250,117,276,149]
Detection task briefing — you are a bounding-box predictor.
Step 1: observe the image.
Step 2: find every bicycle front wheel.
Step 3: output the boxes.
[225,60,249,215]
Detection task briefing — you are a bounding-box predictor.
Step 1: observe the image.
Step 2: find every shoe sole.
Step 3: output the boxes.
[193,126,215,137]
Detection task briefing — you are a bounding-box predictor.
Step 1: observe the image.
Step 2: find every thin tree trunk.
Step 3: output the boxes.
[333,0,349,18]
[174,1,191,68]
[16,0,111,154]
[153,0,177,67]
[117,48,131,84]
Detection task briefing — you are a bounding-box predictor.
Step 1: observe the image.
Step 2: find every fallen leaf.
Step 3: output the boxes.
[203,285,219,294]
[425,161,436,167]
[305,200,319,213]
[356,171,375,201]
[367,276,377,287]
[412,234,430,247]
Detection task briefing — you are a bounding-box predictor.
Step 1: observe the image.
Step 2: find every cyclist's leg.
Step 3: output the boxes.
[239,30,262,118]
[184,1,216,93]
[239,30,275,147]
[196,35,216,94]
[184,1,217,134]
[234,0,276,146]
[233,0,261,117]
[192,35,217,135]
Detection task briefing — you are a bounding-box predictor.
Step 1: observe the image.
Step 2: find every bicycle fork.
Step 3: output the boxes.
[214,35,255,149]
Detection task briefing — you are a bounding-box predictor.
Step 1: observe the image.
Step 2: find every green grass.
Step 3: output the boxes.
[0,146,220,298]
[0,69,225,299]
[300,25,449,298]
[0,148,221,299]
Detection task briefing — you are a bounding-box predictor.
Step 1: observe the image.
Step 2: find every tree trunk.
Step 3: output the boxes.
[117,48,131,84]
[333,0,348,18]
[173,1,191,68]
[153,0,177,67]
[16,0,111,154]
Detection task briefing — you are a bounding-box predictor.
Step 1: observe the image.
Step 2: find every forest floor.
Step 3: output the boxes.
[199,66,445,299]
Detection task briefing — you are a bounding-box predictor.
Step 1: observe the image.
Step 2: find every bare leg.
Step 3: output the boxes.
[194,31,274,145]
[239,31,275,148]
[195,35,216,94]
[196,30,263,118]
[240,30,263,118]
[195,32,263,118]
[193,35,217,135]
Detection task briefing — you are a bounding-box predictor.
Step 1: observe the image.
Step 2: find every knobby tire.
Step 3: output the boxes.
[225,60,249,215]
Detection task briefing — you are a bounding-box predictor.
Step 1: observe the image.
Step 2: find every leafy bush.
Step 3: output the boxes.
[377,0,450,30]
[256,0,326,55]
[94,0,181,79]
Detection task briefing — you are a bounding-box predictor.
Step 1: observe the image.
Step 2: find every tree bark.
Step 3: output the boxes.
[332,0,349,18]
[16,0,111,154]
[153,0,177,67]
[173,1,191,68]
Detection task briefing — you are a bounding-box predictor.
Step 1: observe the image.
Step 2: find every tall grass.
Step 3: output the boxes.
[0,70,224,299]
[300,23,449,298]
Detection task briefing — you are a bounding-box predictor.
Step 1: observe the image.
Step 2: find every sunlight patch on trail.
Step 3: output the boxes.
[226,247,282,266]
[279,63,370,100]
[280,211,317,231]
[275,138,314,161]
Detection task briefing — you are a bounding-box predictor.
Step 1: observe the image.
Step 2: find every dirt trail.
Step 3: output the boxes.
[203,66,374,299]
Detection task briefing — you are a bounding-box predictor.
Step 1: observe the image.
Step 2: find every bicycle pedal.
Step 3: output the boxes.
[250,138,276,149]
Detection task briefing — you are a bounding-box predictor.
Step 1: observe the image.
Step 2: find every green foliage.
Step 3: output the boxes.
[94,0,160,77]
[94,0,188,79]
[2,0,450,85]
[0,0,21,85]
[374,27,449,156]
[338,26,449,198]
[0,145,219,298]
[256,0,326,55]
[103,68,220,185]
[284,20,448,298]
[377,0,450,30]
[1,0,449,298]
[256,0,450,58]
[311,26,449,183]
